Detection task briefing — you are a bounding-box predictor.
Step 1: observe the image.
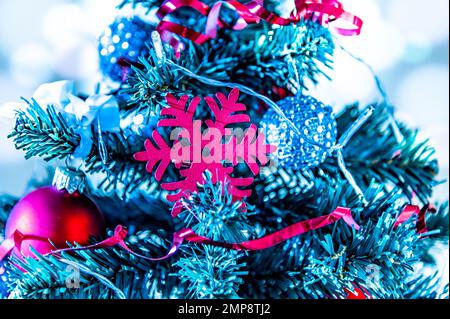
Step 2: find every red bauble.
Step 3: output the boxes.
[345,286,369,299]
[5,186,105,258]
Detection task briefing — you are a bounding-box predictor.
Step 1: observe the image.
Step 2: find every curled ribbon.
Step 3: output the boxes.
[27,81,120,160]
[156,0,363,55]
[394,204,436,234]
[0,207,358,262]
[1,204,436,264]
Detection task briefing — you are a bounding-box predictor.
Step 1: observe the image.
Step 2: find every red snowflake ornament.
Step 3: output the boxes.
[134,88,277,216]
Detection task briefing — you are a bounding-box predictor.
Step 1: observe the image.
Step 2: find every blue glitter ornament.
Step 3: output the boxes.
[99,17,154,82]
[261,95,337,170]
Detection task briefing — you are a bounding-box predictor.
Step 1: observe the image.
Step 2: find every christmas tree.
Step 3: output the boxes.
[0,0,448,300]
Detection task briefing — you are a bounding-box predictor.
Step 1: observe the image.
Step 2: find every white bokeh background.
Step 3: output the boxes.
[0,0,448,291]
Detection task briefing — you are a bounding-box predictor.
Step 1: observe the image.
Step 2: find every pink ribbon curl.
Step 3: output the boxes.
[156,0,363,56]
[394,204,436,234]
[1,207,359,263]
[1,204,437,264]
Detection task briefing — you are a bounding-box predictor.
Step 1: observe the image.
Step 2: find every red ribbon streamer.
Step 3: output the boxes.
[1,207,358,262]
[0,232,49,262]
[156,0,363,55]
[394,204,436,234]
[1,204,436,263]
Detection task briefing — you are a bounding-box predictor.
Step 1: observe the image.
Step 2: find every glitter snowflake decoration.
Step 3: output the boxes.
[134,88,277,215]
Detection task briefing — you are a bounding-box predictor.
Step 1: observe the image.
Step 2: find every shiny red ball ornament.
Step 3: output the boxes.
[345,286,369,299]
[4,186,105,258]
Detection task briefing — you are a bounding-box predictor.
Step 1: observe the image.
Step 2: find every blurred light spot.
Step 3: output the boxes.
[395,65,449,175]
[396,66,449,126]
[133,114,145,126]
[81,0,125,36]
[311,49,377,109]
[42,4,89,49]
[403,43,433,64]
[339,0,406,71]
[10,43,53,87]
[386,0,450,46]
[54,43,99,79]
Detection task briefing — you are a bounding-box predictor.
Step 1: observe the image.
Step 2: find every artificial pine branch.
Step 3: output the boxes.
[117,0,163,10]
[178,175,256,243]
[3,0,447,301]
[7,18,334,199]
[414,202,449,265]
[82,130,155,196]
[9,101,439,205]
[331,104,439,204]
[240,179,358,298]
[117,0,293,14]
[0,194,17,238]
[7,99,160,198]
[89,191,174,232]
[253,104,439,209]
[4,229,177,299]
[241,182,443,299]
[121,46,196,118]
[424,202,449,238]
[175,246,247,299]
[8,99,439,208]
[174,175,251,298]
[124,21,334,119]
[8,100,80,161]
[405,273,449,299]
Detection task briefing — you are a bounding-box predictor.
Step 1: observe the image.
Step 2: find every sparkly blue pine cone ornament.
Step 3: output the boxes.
[99,17,154,82]
[261,95,338,170]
